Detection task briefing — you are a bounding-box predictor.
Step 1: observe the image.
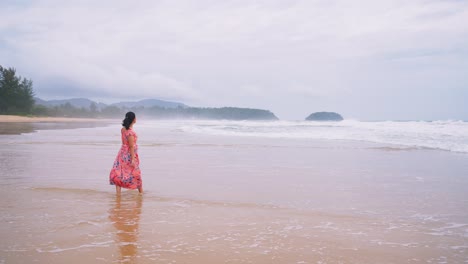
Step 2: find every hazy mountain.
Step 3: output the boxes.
[34,97,48,106]
[34,97,101,109]
[110,99,187,109]
[34,98,187,110]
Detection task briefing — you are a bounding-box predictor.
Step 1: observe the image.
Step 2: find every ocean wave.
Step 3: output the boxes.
[176,120,468,153]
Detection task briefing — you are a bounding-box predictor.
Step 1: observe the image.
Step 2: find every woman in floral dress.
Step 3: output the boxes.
[109,112,142,194]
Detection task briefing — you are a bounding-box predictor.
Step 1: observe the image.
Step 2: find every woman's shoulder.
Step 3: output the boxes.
[122,127,136,136]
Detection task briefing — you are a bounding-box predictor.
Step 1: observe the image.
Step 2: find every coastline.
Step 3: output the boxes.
[0,115,115,123]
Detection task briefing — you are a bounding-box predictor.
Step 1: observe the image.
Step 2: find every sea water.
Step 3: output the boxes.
[174,119,468,153]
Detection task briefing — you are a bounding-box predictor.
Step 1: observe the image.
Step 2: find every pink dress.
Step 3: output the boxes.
[109,128,142,189]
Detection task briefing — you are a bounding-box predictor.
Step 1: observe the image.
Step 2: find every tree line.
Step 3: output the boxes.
[33,103,278,120]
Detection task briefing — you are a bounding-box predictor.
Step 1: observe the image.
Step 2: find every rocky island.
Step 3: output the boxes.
[305,112,343,121]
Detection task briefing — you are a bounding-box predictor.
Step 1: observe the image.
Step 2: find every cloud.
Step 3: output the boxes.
[1,0,467,119]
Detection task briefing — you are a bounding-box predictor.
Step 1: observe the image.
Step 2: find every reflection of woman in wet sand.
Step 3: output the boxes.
[109,195,143,262]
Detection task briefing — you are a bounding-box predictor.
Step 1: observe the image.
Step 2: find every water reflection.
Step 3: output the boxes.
[109,195,143,262]
[0,122,35,135]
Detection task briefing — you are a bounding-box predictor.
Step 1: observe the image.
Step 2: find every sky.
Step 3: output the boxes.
[1,0,467,120]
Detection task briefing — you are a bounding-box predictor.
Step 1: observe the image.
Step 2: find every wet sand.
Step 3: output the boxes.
[0,115,113,123]
[0,115,116,135]
[1,121,467,263]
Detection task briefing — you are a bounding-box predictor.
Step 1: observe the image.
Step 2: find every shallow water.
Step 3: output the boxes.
[1,121,467,263]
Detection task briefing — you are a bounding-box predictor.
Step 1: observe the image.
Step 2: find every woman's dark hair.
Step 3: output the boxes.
[122,112,136,129]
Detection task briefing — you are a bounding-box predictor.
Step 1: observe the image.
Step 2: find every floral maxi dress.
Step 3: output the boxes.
[109,128,142,189]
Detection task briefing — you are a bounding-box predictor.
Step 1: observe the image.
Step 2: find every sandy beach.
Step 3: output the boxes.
[1,120,467,263]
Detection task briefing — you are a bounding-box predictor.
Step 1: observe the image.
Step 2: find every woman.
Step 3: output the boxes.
[109,112,142,194]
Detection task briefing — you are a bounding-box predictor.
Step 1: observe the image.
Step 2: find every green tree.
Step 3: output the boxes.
[32,105,49,116]
[0,65,35,114]
[90,102,98,116]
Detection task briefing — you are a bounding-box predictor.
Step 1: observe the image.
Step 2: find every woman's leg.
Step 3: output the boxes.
[115,185,121,195]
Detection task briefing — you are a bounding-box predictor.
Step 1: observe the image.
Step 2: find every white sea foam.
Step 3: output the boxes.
[175,120,468,153]
[36,240,113,253]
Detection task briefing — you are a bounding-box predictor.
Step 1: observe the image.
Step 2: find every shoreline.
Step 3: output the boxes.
[0,115,116,123]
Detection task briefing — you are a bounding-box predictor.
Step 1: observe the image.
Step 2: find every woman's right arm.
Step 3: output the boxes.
[128,135,136,165]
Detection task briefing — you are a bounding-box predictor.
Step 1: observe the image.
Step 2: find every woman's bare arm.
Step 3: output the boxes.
[128,135,136,165]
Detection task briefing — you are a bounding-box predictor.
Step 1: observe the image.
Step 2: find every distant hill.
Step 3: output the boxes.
[34,97,101,109]
[34,97,48,106]
[110,99,187,109]
[142,106,279,120]
[34,97,186,110]
[306,112,343,121]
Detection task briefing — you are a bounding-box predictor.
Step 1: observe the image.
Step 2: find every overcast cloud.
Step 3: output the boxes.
[1,0,467,120]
